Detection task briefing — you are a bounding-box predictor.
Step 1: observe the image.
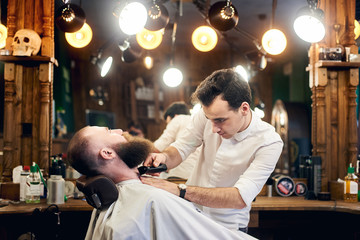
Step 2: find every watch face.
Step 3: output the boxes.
[179,184,187,190]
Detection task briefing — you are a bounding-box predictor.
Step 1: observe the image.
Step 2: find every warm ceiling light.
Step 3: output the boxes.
[261,29,287,55]
[354,20,360,40]
[0,24,7,49]
[191,26,218,52]
[163,67,183,87]
[208,1,238,31]
[293,6,325,43]
[144,55,154,69]
[144,2,169,31]
[119,2,147,35]
[136,28,163,50]
[55,4,86,32]
[65,22,92,48]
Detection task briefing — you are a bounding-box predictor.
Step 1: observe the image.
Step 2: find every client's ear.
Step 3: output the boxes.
[100,147,115,160]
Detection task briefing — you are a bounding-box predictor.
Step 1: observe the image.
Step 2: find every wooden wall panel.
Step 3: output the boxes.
[1,0,54,181]
[309,0,358,190]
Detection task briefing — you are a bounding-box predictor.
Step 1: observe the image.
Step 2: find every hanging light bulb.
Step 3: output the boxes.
[144,55,154,69]
[261,29,287,55]
[119,2,147,35]
[0,23,7,49]
[144,2,169,31]
[191,26,218,52]
[55,4,86,32]
[136,28,163,50]
[293,6,325,43]
[163,67,183,87]
[65,22,93,48]
[91,51,113,78]
[208,1,239,31]
[99,56,113,77]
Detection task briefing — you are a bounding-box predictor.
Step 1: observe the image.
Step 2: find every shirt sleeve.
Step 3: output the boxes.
[171,110,206,161]
[235,139,283,207]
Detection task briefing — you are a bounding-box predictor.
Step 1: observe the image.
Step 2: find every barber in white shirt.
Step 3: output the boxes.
[142,68,283,232]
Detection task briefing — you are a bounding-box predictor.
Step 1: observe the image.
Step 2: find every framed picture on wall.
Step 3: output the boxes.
[85,109,115,128]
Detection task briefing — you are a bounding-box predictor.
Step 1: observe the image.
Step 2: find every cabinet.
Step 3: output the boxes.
[0,56,55,181]
[308,59,360,191]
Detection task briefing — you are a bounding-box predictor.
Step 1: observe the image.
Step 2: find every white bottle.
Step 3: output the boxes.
[20,165,30,201]
[25,165,41,203]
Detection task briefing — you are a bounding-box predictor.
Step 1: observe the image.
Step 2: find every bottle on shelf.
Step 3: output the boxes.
[344,163,358,203]
[19,165,30,202]
[25,163,41,203]
[47,165,65,204]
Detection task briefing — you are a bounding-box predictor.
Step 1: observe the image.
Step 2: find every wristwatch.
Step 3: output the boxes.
[178,184,187,198]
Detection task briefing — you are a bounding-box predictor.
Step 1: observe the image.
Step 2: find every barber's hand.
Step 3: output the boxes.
[141,176,179,196]
[144,152,167,167]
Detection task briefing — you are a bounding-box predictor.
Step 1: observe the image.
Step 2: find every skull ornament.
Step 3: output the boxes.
[11,29,41,56]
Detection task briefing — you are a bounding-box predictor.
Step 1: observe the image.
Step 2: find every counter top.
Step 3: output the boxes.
[251,196,360,214]
[1,196,359,215]
[0,198,93,215]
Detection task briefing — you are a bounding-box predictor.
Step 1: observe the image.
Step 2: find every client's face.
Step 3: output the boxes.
[113,132,154,169]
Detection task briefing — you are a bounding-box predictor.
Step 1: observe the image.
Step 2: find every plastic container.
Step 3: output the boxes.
[19,165,30,201]
[25,165,41,203]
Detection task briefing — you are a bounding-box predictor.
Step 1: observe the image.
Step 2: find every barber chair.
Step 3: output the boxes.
[76,175,118,210]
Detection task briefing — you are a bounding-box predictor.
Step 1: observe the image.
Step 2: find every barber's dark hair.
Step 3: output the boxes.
[67,130,101,177]
[163,101,190,120]
[191,68,252,110]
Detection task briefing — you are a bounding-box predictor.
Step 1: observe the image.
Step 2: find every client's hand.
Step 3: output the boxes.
[141,176,179,196]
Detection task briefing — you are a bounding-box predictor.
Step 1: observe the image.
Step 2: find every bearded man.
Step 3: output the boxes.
[67,126,255,240]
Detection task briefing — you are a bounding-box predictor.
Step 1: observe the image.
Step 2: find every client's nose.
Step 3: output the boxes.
[112,129,123,135]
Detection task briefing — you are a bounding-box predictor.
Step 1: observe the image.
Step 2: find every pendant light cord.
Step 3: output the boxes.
[271,0,277,29]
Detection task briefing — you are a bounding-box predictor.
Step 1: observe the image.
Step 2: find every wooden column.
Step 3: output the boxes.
[0,0,54,181]
[309,0,358,191]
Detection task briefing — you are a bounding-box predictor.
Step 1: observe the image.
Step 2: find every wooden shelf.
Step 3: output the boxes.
[315,60,360,68]
[0,55,57,65]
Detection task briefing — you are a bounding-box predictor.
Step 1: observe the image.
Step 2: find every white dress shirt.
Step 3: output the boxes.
[154,115,199,179]
[171,109,283,230]
[85,179,257,240]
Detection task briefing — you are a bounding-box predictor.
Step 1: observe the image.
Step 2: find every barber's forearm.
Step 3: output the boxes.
[162,146,183,169]
[184,186,246,209]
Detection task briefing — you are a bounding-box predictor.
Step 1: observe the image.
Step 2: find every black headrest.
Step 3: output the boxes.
[76,175,118,210]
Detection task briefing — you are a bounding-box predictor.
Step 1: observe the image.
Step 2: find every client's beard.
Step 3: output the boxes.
[113,132,154,169]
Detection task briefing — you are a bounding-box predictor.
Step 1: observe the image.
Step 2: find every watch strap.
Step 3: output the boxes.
[178,184,186,198]
[179,188,186,198]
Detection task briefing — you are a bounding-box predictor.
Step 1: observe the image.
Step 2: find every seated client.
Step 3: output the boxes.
[67,126,256,240]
